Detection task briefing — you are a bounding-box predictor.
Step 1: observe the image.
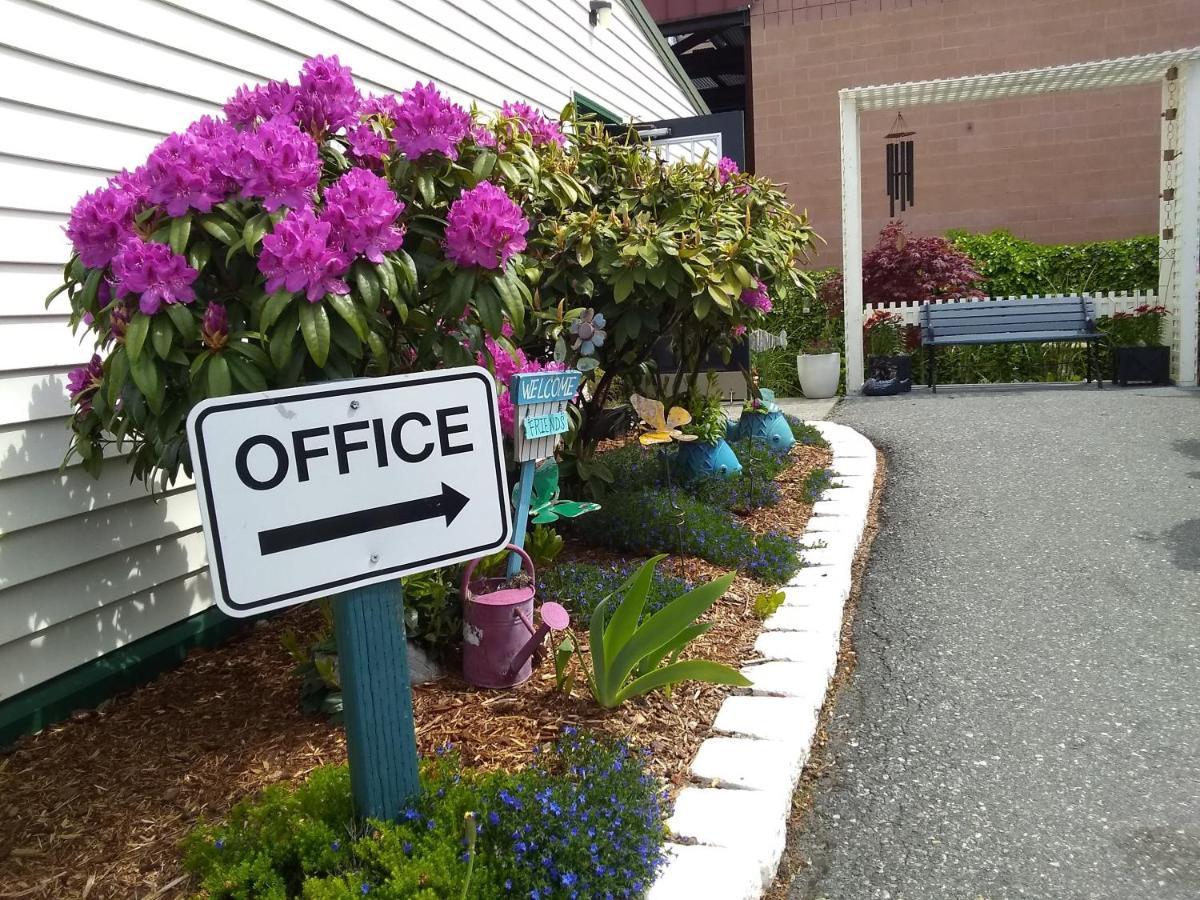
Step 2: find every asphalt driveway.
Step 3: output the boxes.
[788,385,1200,900]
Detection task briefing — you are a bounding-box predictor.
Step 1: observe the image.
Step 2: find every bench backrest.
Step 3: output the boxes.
[919,296,1097,340]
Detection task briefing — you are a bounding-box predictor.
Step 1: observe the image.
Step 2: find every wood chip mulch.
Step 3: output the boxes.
[0,442,830,900]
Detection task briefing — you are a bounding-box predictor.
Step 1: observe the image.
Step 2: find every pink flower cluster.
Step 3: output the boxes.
[717,156,739,184]
[392,81,471,160]
[478,327,566,437]
[67,354,104,413]
[258,168,406,301]
[259,209,350,303]
[228,118,321,212]
[321,168,406,263]
[740,280,772,314]
[444,182,529,270]
[500,101,566,148]
[224,56,359,137]
[111,239,198,315]
[66,185,139,269]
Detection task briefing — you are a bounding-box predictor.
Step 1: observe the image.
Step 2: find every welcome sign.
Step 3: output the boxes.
[510,369,581,463]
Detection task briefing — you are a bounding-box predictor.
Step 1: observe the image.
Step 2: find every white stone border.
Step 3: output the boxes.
[648,421,877,900]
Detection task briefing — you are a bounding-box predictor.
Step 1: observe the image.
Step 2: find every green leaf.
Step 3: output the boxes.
[492,273,524,334]
[474,282,503,337]
[199,215,238,245]
[547,499,599,519]
[496,158,520,184]
[168,213,192,255]
[635,623,711,678]
[259,290,294,333]
[353,264,379,310]
[105,346,129,405]
[124,312,151,362]
[270,310,299,370]
[226,341,271,369]
[188,241,211,274]
[165,302,197,341]
[79,268,103,313]
[576,239,593,267]
[614,660,750,705]
[206,353,232,397]
[150,315,174,358]
[392,250,418,297]
[603,555,664,671]
[242,212,271,253]
[613,271,634,303]
[367,331,388,371]
[224,238,246,265]
[417,172,435,206]
[610,572,736,690]
[227,354,268,392]
[299,302,331,367]
[129,352,163,413]
[472,150,497,181]
[326,292,369,342]
[375,258,398,300]
[588,595,611,706]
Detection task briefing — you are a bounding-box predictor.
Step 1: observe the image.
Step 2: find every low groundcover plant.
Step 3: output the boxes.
[183,730,667,899]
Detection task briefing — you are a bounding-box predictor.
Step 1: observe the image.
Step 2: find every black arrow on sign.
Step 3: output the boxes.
[257,482,470,556]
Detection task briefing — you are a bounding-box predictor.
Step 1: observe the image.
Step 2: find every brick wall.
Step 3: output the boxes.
[751,0,1200,266]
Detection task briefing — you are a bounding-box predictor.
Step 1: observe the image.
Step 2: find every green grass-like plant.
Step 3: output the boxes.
[581,555,750,708]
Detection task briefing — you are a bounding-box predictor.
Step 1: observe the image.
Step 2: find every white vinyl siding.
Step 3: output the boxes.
[0,0,699,703]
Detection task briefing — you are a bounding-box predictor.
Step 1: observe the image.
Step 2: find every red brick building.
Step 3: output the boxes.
[646,0,1200,264]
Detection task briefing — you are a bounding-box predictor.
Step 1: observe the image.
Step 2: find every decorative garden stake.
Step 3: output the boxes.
[507,370,582,577]
[631,394,696,555]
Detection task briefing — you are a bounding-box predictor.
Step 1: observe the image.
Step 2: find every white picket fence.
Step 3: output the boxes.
[870,290,1157,328]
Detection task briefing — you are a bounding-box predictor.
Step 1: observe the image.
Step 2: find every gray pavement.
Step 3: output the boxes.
[787,384,1200,900]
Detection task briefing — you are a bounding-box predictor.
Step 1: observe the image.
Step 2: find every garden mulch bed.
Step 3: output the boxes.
[0,442,830,900]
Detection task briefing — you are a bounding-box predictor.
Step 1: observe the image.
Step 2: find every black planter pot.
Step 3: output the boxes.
[1112,345,1170,386]
[866,355,913,392]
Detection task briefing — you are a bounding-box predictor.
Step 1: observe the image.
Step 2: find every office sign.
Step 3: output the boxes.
[187,367,511,617]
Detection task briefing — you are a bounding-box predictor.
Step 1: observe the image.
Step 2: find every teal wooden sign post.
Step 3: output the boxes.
[185,368,512,821]
[332,582,420,819]
[507,370,581,577]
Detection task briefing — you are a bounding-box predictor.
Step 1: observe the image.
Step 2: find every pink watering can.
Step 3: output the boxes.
[461,545,570,689]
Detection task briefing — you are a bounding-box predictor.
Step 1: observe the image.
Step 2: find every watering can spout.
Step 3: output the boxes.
[505,602,570,679]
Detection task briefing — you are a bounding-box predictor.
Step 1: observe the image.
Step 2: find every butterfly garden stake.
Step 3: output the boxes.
[629,394,696,557]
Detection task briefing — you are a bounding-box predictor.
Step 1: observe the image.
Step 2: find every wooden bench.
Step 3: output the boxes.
[919,296,1103,391]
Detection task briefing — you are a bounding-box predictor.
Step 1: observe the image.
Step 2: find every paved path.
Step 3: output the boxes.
[787,385,1200,900]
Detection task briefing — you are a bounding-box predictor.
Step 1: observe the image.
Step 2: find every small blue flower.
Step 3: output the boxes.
[214,838,225,850]
[330,840,341,851]
[360,884,371,896]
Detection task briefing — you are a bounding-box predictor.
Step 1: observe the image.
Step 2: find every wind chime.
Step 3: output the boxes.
[884,113,915,218]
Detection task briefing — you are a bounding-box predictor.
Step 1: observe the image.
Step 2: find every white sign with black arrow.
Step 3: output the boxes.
[186,366,512,618]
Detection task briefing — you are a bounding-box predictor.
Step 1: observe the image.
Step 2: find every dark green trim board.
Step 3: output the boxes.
[573,92,622,125]
[0,607,246,748]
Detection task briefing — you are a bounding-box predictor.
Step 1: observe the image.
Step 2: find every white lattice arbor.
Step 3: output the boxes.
[839,48,1200,391]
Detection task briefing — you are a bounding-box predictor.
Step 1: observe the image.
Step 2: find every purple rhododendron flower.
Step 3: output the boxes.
[361,93,404,123]
[500,101,565,148]
[295,55,360,135]
[322,169,406,264]
[66,186,138,269]
[230,118,320,211]
[740,280,772,313]
[258,207,351,302]
[111,239,199,315]
[346,122,390,165]
[201,302,229,350]
[67,354,104,412]
[224,79,298,129]
[717,156,738,184]
[470,123,497,148]
[392,82,470,160]
[443,182,528,270]
[142,123,234,217]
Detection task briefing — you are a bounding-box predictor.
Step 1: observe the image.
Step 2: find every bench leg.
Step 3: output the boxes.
[1090,342,1103,390]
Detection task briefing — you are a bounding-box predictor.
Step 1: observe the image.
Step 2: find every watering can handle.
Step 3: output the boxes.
[460,543,536,597]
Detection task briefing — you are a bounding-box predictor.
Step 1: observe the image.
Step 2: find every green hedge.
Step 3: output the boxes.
[946,229,1158,296]
[755,271,838,397]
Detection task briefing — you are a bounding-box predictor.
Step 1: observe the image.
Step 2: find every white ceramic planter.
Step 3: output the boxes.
[796,352,840,399]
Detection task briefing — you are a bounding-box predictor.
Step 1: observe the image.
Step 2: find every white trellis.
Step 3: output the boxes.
[839,48,1200,391]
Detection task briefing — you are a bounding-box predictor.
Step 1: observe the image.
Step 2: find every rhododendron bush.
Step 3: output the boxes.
[54,55,816,486]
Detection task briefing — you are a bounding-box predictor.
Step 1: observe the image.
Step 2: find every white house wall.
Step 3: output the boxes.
[0,0,700,703]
